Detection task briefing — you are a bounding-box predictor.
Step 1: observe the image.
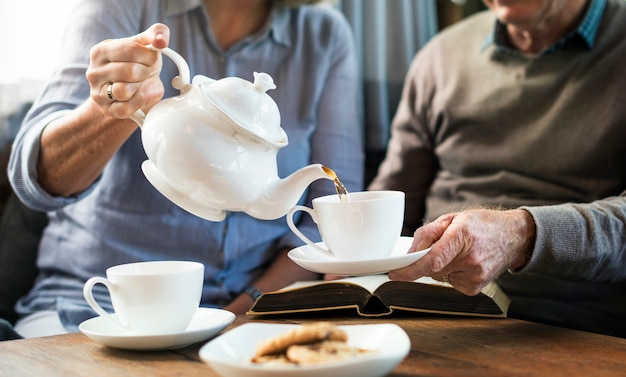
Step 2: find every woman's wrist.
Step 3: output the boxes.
[242,285,263,302]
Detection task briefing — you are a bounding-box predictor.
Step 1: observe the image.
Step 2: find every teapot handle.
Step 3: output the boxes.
[130,45,192,127]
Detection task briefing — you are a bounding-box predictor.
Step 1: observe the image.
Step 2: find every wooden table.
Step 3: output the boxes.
[1,314,625,376]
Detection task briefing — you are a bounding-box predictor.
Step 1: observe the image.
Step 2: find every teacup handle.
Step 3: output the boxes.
[83,277,129,331]
[287,206,335,257]
[130,45,192,126]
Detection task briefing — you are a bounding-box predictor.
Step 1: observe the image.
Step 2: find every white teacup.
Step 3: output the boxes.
[287,190,405,260]
[83,261,204,335]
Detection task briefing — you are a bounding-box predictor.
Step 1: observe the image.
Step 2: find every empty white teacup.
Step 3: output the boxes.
[287,190,405,260]
[83,260,204,335]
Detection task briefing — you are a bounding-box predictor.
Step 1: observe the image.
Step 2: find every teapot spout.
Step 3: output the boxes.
[245,164,332,220]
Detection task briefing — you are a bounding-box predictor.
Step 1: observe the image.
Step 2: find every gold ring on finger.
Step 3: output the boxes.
[106,83,116,102]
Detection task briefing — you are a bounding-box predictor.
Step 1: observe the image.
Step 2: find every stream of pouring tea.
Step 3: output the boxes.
[322,166,349,202]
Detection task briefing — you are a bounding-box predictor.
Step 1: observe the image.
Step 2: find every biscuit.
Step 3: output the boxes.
[249,353,292,365]
[254,322,347,357]
[286,340,369,365]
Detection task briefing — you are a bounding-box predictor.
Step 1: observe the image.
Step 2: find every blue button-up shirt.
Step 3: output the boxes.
[9,0,363,330]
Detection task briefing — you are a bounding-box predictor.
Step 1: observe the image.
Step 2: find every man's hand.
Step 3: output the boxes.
[389,208,535,295]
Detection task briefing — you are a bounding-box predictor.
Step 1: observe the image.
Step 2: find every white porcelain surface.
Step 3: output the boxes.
[131,47,332,221]
[202,72,283,141]
[288,236,431,276]
[79,308,235,351]
[199,323,410,377]
[83,261,204,335]
[287,191,405,260]
[141,160,229,221]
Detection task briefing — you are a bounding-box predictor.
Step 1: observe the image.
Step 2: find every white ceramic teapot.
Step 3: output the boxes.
[131,46,333,221]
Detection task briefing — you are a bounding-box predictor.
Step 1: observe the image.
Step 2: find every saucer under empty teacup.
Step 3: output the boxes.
[287,190,405,261]
[79,307,235,350]
[83,260,204,335]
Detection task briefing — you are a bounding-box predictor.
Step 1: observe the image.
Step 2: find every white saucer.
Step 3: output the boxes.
[288,236,431,276]
[79,307,235,351]
[199,323,410,377]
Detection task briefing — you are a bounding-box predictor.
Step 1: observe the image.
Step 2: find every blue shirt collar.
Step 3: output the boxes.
[164,0,291,48]
[165,0,202,16]
[481,0,607,55]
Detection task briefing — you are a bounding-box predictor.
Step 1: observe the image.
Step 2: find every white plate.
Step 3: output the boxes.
[79,307,235,351]
[199,323,410,377]
[288,236,431,276]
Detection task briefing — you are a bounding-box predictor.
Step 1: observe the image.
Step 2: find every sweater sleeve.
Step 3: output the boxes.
[520,192,626,282]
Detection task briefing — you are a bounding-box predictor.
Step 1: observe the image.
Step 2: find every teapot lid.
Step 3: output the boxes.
[201,72,285,143]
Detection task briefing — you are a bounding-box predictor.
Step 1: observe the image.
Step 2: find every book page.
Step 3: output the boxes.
[279,274,391,294]
[414,276,449,287]
[254,274,509,318]
[338,274,392,293]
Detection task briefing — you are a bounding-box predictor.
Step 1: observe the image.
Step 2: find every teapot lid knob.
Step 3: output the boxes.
[253,72,276,93]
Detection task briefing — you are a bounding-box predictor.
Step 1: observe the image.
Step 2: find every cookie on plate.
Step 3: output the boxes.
[249,353,292,365]
[253,322,347,357]
[251,322,373,366]
[286,340,369,364]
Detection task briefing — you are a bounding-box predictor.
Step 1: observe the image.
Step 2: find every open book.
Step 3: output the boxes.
[248,274,509,318]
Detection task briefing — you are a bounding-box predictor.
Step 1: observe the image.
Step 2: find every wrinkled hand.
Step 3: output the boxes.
[389,208,535,295]
[86,23,170,120]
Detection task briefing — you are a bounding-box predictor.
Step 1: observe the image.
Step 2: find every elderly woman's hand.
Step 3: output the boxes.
[389,208,536,295]
[86,23,170,120]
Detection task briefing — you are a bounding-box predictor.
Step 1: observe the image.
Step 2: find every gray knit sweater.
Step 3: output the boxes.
[370,0,626,337]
